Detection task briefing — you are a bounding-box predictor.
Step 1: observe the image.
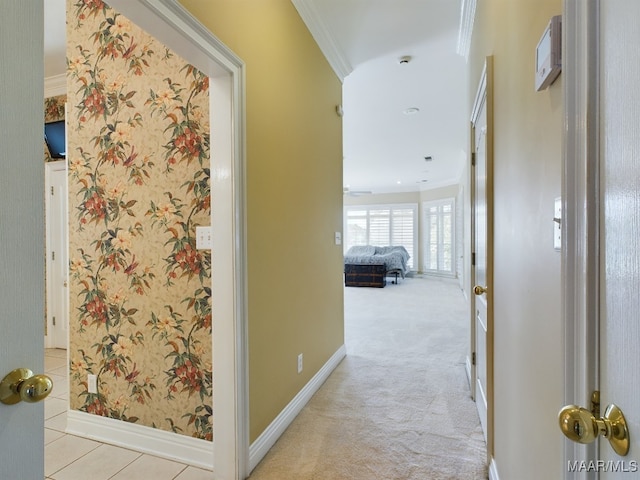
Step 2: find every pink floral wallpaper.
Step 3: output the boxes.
[66,0,212,440]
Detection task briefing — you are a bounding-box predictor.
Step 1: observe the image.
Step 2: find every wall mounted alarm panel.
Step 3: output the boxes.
[535,15,562,91]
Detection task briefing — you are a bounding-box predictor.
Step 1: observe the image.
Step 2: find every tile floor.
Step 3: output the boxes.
[44,349,213,480]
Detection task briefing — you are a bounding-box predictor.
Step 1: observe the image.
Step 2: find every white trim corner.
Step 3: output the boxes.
[290,0,352,81]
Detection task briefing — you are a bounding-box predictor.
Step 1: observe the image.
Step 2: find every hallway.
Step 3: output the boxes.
[248,276,487,479]
[44,276,485,479]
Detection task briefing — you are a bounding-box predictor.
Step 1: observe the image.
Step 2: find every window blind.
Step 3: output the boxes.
[423,199,455,275]
[344,204,417,269]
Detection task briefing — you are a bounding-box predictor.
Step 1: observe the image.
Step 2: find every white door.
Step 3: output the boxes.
[46,160,69,349]
[561,0,640,476]
[470,57,493,451]
[599,0,640,474]
[0,2,46,478]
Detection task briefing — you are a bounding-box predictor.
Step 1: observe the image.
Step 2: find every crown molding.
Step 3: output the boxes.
[291,0,352,82]
[45,73,66,97]
[456,0,477,61]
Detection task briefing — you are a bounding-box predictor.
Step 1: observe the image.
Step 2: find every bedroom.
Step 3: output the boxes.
[342,185,464,288]
[327,1,469,290]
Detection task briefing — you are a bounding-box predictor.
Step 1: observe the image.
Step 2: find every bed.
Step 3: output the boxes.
[344,245,410,287]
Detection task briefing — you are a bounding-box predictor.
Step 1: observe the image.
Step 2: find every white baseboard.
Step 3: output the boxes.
[66,410,213,470]
[489,457,500,480]
[66,345,347,474]
[248,344,347,472]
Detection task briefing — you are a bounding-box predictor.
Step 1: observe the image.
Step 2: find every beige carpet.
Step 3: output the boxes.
[248,276,488,479]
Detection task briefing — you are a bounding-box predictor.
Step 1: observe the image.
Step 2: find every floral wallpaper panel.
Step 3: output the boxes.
[66,0,212,440]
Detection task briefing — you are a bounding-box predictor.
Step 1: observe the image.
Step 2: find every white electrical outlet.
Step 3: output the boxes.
[88,374,97,394]
[297,353,303,374]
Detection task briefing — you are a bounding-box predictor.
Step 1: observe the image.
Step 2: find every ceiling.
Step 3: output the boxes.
[296,0,470,195]
[44,0,469,195]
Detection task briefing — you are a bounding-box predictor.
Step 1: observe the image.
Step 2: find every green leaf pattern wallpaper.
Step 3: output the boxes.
[66,0,212,440]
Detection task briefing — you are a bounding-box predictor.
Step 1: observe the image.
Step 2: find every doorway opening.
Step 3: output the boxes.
[41,1,248,478]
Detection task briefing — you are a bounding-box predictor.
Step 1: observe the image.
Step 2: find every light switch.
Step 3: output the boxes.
[335,232,342,245]
[553,197,561,250]
[196,226,213,249]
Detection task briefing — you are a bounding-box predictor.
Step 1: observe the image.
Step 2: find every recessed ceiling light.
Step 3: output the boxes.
[396,180,402,184]
[403,107,420,115]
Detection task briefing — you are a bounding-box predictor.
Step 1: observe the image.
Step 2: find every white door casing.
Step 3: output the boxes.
[470,57,493,458]
[46,160,69,350]
[0,2,46,478]
[562,0,600,474]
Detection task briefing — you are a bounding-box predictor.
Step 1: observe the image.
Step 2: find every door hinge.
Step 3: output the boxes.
[52,251,55,261]
[51,186,54,195]
[472,352,476,366]
[471,152,476,167]
[472,252,476,266]
[52,316,56,326]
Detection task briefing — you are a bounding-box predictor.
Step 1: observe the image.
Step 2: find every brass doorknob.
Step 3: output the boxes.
[0,368,53,405]
[473,285,487,295]
[558,403,629,456]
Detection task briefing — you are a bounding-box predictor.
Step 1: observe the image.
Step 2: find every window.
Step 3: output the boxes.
[423,198,455,275]
[344,204,417,269]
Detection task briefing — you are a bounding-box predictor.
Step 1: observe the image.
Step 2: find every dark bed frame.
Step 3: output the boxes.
[344,264,402,287]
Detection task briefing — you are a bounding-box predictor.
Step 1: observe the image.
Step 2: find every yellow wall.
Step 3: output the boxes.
[178,0,345,442]
[469,0,563,477]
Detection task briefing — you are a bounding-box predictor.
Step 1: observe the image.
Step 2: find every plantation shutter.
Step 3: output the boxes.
[343,204,417,269]
[423,199,455,275]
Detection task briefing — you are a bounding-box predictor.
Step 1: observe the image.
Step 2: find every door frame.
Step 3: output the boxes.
[469,56,494,463]
[562,0,600,476]
[45,159,69,350]
[104,1,249,478]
